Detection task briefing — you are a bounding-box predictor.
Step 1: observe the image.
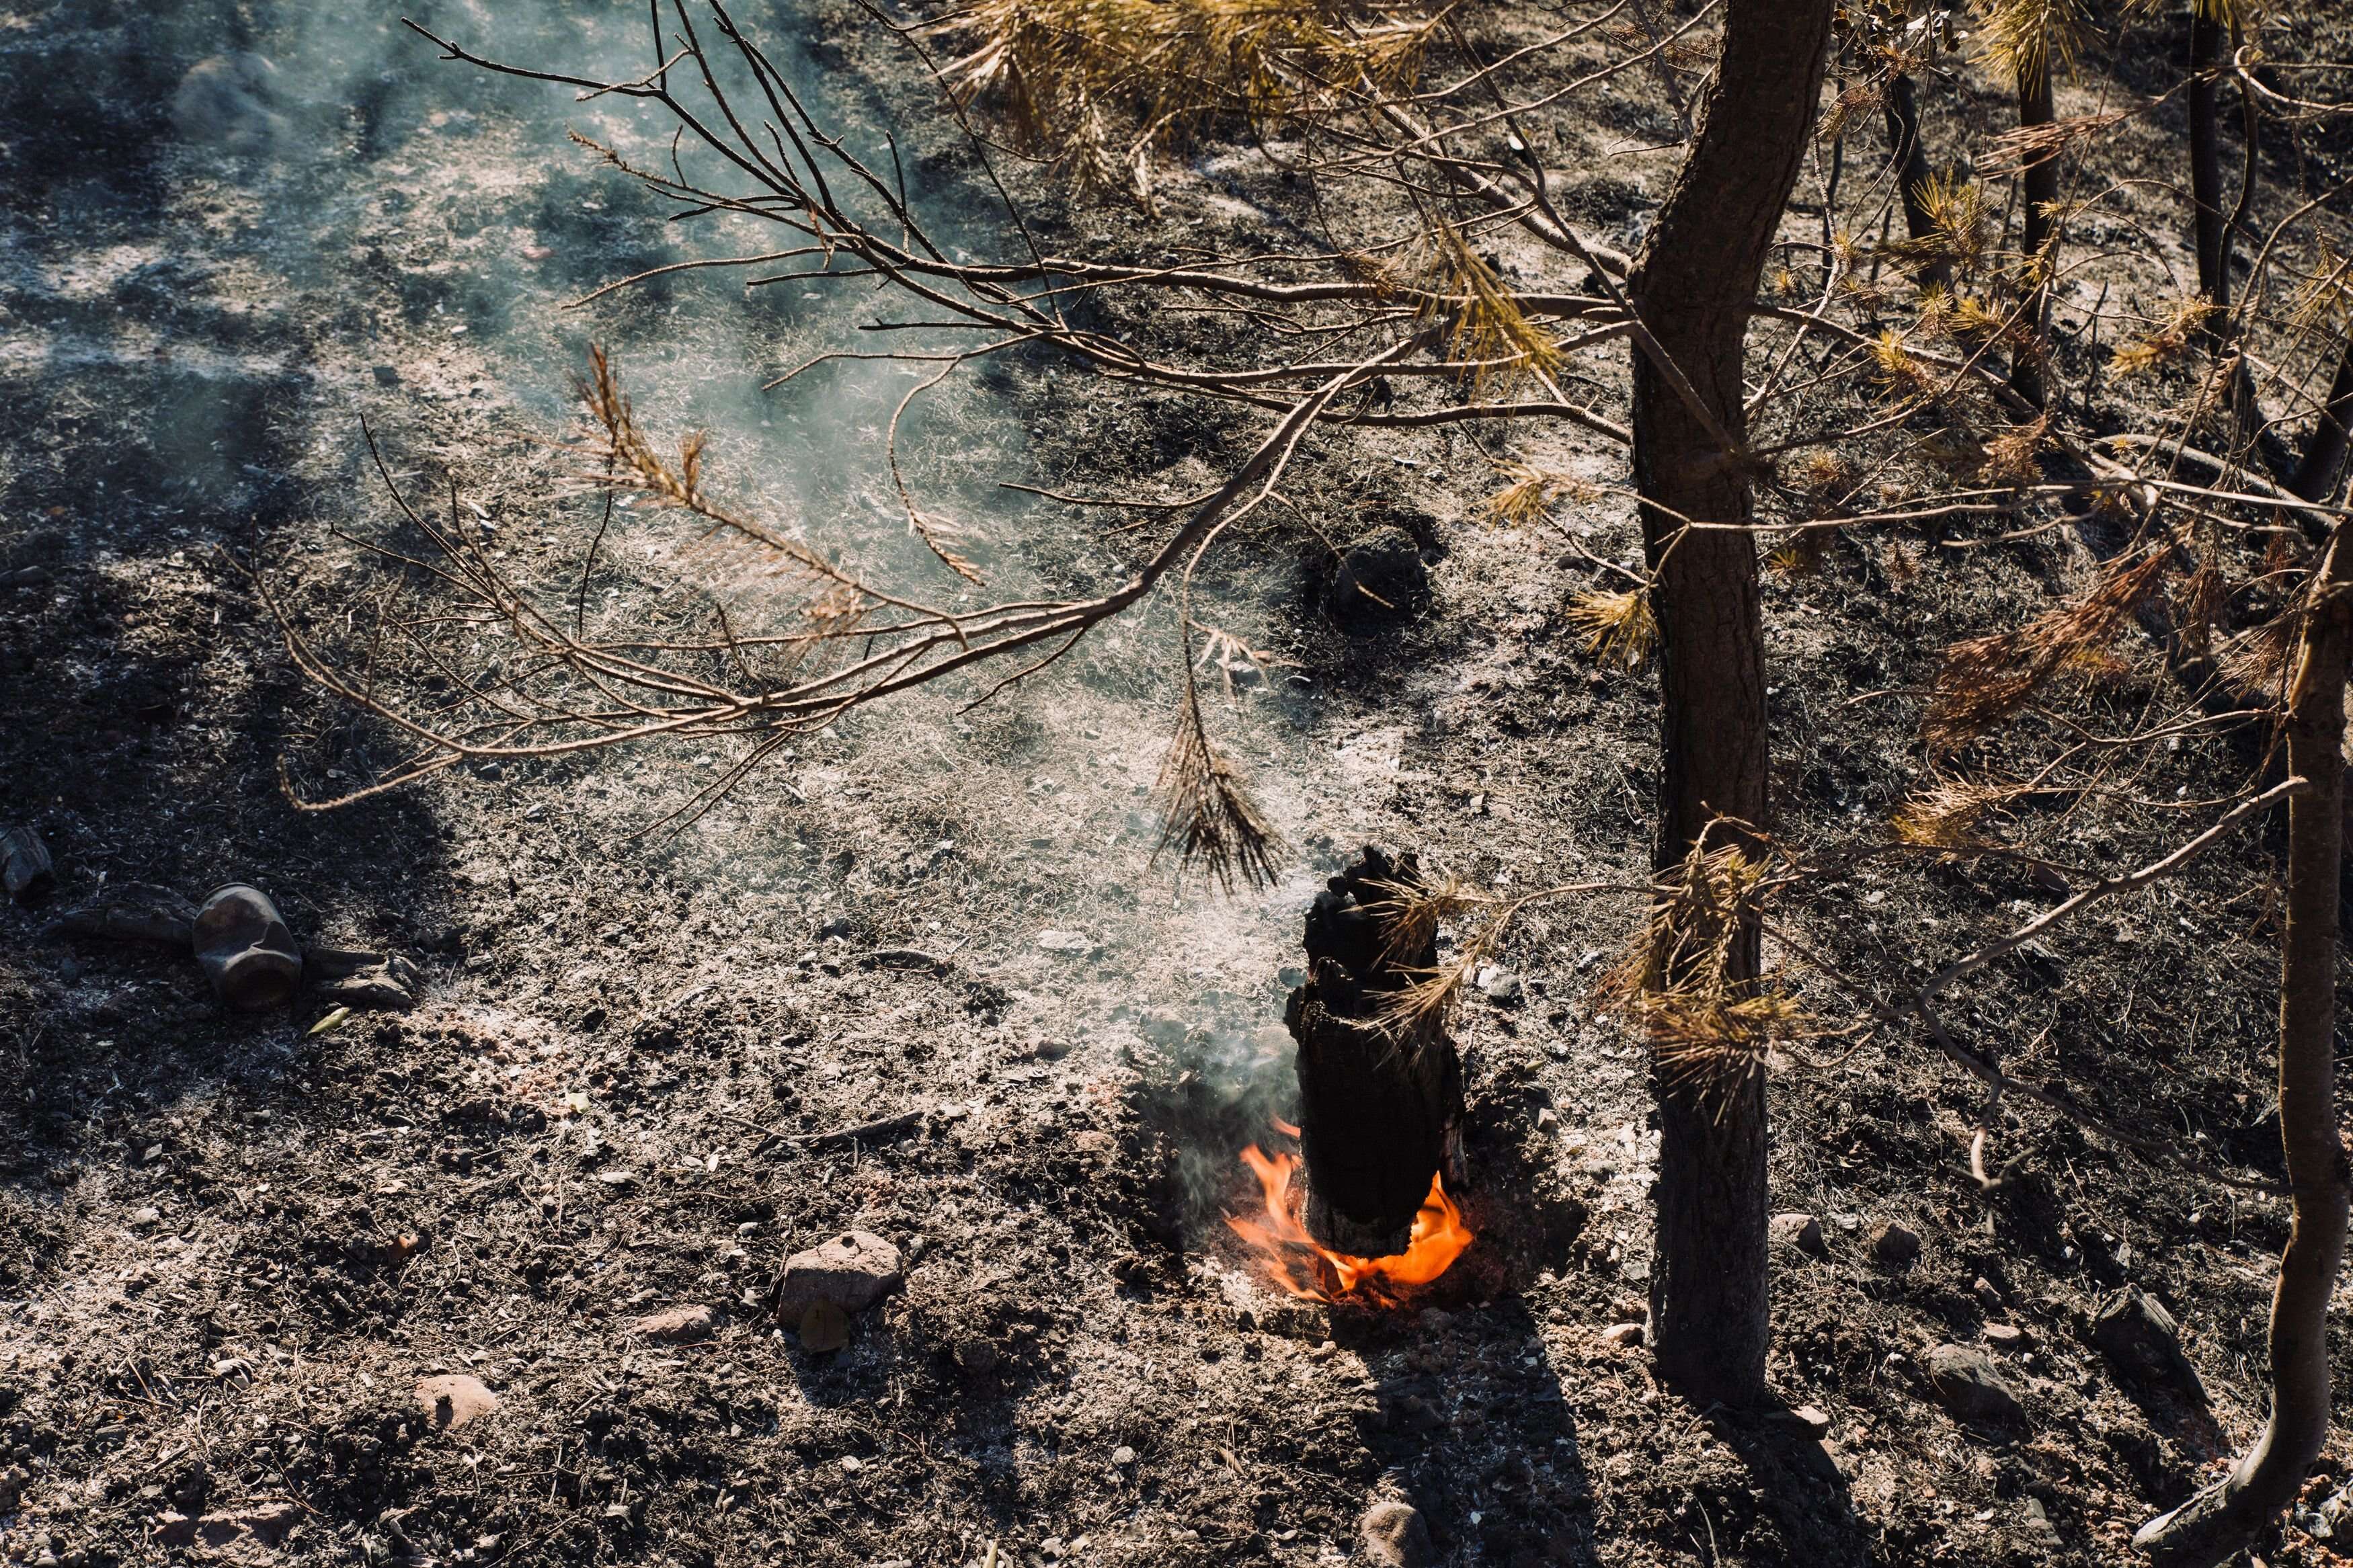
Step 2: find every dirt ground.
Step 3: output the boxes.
[5,2,2353,1566]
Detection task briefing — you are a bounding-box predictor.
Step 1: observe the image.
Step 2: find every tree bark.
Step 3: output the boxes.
[2012,60,2057,409]
[2290,335,2353,503]
[1285,847,1464,1257]
[1884,71,1952,292]
[2190,7,2230,311]
[1626,0,1833,1409]
[2136,522,2353,1567]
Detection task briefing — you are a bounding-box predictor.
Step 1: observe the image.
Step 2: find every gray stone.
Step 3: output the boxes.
[1925,1344,2026,1426]
[1769,1212,1827,1256]
[1359,1499,1435,1568]
[2092,1286,2206,1402]
[776,1231,903,1317]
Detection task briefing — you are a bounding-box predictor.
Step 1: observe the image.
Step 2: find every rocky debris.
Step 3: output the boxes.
[2091,1285,2206,1403]
[776,1231,904,1317]
[1035,930,1095,956]
[1870,1221,1922,1269]
[2,827,52,903]
[1925,1344,2026,1426]
[1358,1499,1435,1568]
[1787,1404,1834,1439]
[1324,526,1431,635]
[1983,1322,2029,1347]
[155,1502,300,1550]
[1475,965,1524,1003]
[193,884,303,1011]
[1111,1446,1136,1467]
[1598,1321,1645,1350]
[415,1374,500,1432]
[628,1304,718,1343]
[306,944,421,1011]
[55,882,199,946]
[1769,1212,1827,1257]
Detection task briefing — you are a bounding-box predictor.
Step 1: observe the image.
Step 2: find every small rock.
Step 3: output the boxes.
[1358,1499,1435,1568]
[1925,1344,2026,1426]
[1870,1222,1921,1269]
[776,1231,904,1316]
[2092,1286,2206,1402]
[415,1374,500,1432]
[1534,1108,1559,1130]
[1111,1445,1136,1466]
[1983,1323,2028,1348]
[1476,965,1524,1003]
[1788,1404,1833,1439]
[2,827,53,903]
[628,1304,717,1344]
[1599,1321,1644,1350]
[1769,1212,1826,1257]
[1035,930,1094,956]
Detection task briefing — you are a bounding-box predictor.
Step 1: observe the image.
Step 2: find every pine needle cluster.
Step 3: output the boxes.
[930,0,1431,200]
[1921,546,2172,751]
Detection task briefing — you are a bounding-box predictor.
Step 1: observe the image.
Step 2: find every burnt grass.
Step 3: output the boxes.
[3,3,2352,1567]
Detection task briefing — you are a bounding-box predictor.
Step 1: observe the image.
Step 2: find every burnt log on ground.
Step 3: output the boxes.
[1285,847,1465,1257]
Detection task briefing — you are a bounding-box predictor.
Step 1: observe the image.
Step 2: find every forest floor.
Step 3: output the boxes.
[3,3,2352,1567]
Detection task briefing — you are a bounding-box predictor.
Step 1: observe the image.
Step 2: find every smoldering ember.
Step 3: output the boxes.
[9,1,2353,1565]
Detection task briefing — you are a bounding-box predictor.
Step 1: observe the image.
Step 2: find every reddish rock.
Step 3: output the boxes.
[629,1303,718,1343]
[776,1231,902,1317]
[415,1374,500,1432]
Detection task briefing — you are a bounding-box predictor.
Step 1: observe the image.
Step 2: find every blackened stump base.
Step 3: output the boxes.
[1284,848,1464,1257]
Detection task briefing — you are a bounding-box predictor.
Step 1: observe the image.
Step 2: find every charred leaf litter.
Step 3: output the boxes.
[0,2,2313,1567]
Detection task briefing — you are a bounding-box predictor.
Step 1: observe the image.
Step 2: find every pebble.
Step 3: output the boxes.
[1598,1321,1644,1350]
[1788,1404,1833,1438]
[627,1304,717,1344]
[1982,1323,2028,1348]
[1925,1344,2026,1426]
[1111,1446,1136,1466]
[1358,1499,1435,1568]
[776,1231,904,1316]
[1476,966,1524,1003]
[1035,930,1094,956]
[1870,1221,1921,1269]
[1769,1212,1826,1257]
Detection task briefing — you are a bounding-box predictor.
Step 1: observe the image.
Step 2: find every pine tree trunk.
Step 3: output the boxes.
[1626,0,1833,1409]
[2012,60,2057,409]
[1884,71,1951,292]
[2136,522,2353,1567]
[2290,336,2353,503]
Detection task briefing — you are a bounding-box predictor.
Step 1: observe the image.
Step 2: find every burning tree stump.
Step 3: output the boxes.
[1285,847,1464,1257]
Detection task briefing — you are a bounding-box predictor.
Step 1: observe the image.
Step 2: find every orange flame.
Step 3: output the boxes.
[1224,1141,1472,1305]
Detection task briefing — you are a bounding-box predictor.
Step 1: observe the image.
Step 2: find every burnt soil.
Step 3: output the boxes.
[4,3,2353,1567]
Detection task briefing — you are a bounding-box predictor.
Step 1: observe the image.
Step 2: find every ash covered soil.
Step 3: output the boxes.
[2,3,2351,1567]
